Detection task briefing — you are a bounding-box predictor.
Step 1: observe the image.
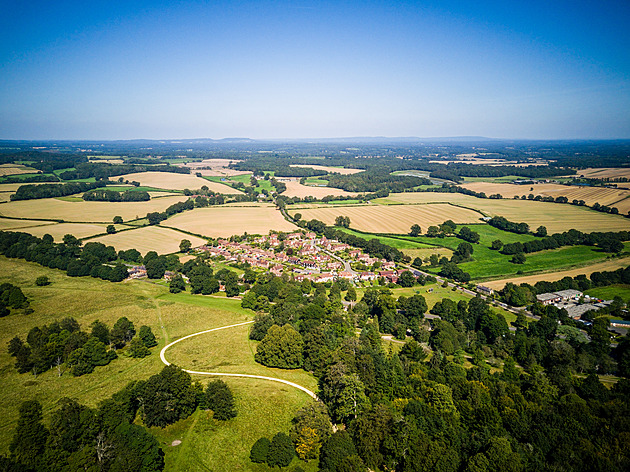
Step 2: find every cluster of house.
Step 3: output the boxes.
[536,289,617,319]
[198,231,399,284]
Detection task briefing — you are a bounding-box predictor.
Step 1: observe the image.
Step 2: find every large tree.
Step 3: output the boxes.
[9,400,49,468]
[255,324,304,369]
[140,365,199,427]
[203,380,236,420]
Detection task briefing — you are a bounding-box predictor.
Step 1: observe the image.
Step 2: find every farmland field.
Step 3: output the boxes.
[376,192,630,233]
[15,222,118,241]
[292,203,483,234]
[283,178,357,198]
[0,194,188,222]
[164,204,297,238]
[87,225,207,254]
[289,164,364,175]
[461,181,630,214]
[0,218,58,231]
[340,228,454,260]
[0,163,38,176]
[482,256,630,290]
[572,168,630,180]
[117,171,242,194]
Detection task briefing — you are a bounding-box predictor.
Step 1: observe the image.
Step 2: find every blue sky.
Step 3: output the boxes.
[1,0,629,140]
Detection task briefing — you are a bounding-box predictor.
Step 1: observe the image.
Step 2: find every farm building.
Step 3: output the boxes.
[537,293,562,305]
[554,289,583,301]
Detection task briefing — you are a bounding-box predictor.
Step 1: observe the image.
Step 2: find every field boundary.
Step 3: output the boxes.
[160,321,319,400]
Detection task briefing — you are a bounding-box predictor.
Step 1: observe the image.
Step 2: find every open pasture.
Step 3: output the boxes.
[290,164,363,175]
[293,203,482,234]
[482,256,630,290]
[0,194,188,223]
[0,163,38,176]
[461,181,630,214]
[88,225,206,254]
[377,192,630,234]
[117,171,242,194]
[283,178,359,198]
[165,204,297,238]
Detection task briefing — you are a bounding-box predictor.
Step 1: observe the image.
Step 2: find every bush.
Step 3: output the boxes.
[267,432,294,468]
[35,276,50,286]
[128,337,150,358]
[139,325,158,348]
[250,437,271,463]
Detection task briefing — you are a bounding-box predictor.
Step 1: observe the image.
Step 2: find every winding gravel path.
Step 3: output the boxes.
[160,321,319,400]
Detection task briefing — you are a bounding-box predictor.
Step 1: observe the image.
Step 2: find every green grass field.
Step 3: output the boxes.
[585,284,630,302]
[153,378,318,472]
[0,257,323,471]
[382,224,617,281]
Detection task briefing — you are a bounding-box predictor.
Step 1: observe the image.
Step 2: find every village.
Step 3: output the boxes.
[198,230,403,284]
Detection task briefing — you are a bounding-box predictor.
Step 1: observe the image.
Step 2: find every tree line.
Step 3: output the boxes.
[0,231,129,283]
[11,181,106,201]
[83,189,150,202]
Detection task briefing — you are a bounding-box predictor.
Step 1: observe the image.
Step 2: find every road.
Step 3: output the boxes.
[408,267,534,319]
[159,321,319,400]
[317,244,356,275]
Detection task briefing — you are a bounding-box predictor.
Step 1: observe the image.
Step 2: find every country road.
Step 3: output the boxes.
[159,321,319,400]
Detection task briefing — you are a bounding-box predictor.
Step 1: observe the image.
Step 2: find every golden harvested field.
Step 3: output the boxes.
[461,182,630,214]
[165,205,297,238]
[290,164,364,175]
[0,194,188,223]
[377,192,630,234]
[18,223,119,241]
[483,256,630,290]
[292,203,482,234]
[283,178,357,198]
[0,218,57,231]
[0,164,38,176]
[181,159,250,177]
[573,168,630,180]
[88,225,206,254]
[0,184,30,192]
[117,171,242,194]
[88,158,124,164]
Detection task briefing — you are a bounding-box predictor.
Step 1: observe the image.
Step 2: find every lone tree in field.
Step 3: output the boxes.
[203,379,236,420]
[113,215,123,224]
[106,225,116,234]
[255,324,304,369]
[409,224,422,236]
[35,275,50,286]
[179,239,192,253]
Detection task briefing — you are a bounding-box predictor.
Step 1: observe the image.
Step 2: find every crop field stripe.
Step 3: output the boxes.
[160,321,318,400]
